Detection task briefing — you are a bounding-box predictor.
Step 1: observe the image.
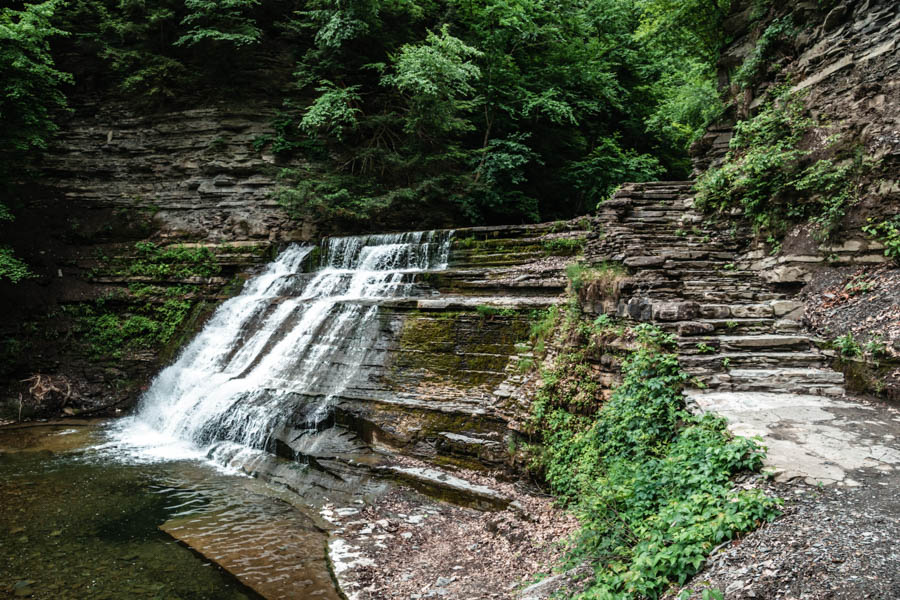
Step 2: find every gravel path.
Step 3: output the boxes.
[670,474,900,599]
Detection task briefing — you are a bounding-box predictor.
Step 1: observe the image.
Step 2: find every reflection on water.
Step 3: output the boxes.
[0,422,340,600]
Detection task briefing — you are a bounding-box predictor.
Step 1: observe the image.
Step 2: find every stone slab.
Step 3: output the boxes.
[687,391,900,486]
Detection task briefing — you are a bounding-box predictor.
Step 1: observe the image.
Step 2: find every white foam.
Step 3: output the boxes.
[108,232,453,466]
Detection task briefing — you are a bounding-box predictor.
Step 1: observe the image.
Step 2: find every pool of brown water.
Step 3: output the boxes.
[0,421,341,600]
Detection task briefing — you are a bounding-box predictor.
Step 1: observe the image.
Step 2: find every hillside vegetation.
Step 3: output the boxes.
[1,0,730,246]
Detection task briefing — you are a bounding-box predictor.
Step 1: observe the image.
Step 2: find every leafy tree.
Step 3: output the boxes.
[636,0,733,63]
[381,26,482,139]
[18,0,737,229]
[0,0,72,161]
[1,0,72,283]
[56,0,187,100]
[300,81,363,141]
[566,136,665,208]
[175,0,262,48]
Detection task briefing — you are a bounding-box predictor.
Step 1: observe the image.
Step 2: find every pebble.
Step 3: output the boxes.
[13,581,35,597]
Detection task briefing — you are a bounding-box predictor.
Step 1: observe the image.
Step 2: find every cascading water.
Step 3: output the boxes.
[113,230,453,465]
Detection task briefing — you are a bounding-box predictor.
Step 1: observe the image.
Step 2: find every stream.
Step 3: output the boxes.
[0,422,341,599]
[2,232,457,599]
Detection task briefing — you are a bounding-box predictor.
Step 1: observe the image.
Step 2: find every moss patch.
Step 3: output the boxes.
[392,310,529,387]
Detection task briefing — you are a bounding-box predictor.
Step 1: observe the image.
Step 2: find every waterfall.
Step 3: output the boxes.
[114,230,453,463]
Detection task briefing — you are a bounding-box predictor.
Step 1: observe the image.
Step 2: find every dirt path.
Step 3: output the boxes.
[671,394,900,599]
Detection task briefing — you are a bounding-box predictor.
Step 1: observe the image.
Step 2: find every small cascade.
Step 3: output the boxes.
[120,230,453,463]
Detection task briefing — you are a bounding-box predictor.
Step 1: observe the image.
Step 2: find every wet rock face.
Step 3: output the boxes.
[40,103,309,243]
[0,101,317,419]
[695,0,900,177]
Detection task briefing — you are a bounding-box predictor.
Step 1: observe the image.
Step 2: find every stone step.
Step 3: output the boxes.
[677,334,813,353]
[681,351,830,370]
[694,379,845,397]
[375,464,514,511]
[661,317,778,336]
[628,208,687,217]
[630,289,787,303]
[725,368,844,385]
[684,291,787,302]
[449,252,547,268]
[620,216,685,225]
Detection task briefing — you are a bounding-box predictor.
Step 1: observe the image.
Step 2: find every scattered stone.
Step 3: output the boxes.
[12,581,35,598]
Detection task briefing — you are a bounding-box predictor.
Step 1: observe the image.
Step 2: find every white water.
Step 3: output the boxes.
[109,230,453,464]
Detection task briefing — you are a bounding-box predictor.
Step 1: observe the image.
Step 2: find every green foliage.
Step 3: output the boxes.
[843,273,873,296]
[645,60,725,149]
[381,26,482,139]
[57,0,187,101]
[695,90,869,241]
[273,168,394,224]
[566,262,626,295]
[0,247,34,283]
[65,286,197,359]
[301,82,363,141]
[862,216,900,263]
[475,305,517,318]
[276,0,731,225]
[696,342,717,354]
[527,317,780,598]
[528,306,560,356]
[636,0,732,63]
[543,238,586,257]
[566,137,665,210]
[175,0,261,48]
[0,0,72,173]
[863,336,888,359]
[833,333,862,358]
[0,1,73,283]
[125,242,220,279]
[637,0,731,150]
[463,133,542,223]
[88,242,219,280]
[6,0,736,229]
[733,17,795,89]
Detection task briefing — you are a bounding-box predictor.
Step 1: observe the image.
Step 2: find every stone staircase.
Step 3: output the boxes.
[588,181,846,399]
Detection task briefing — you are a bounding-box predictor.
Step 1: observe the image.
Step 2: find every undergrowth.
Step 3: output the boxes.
[566,262,627,295]
[64,285,200,359]
[476,305,518,319]
[862,216,900,263]
[64,242,227,359]
[525,304,780,598]
[126,242,220,278]
[543,238,587,256]
[695,89,875,245]
[733,17,795,89]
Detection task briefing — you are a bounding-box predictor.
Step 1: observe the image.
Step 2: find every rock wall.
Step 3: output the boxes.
[694,0,899,177]
[0,101,311,418]
[685,0,900,399]
[693,0,899,277]
[40,102,310,242]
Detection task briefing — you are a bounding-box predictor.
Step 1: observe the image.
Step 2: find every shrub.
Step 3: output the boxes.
[695,90,870,243]
[475,305,516,318]
[127,242,220,278]
[862,216,900,263]
[566,262,626,295]
[527,318,780,598]
[833,333,862,358]
[733,17,795,89]
[864,336,888,359]
[543,237,586,256]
